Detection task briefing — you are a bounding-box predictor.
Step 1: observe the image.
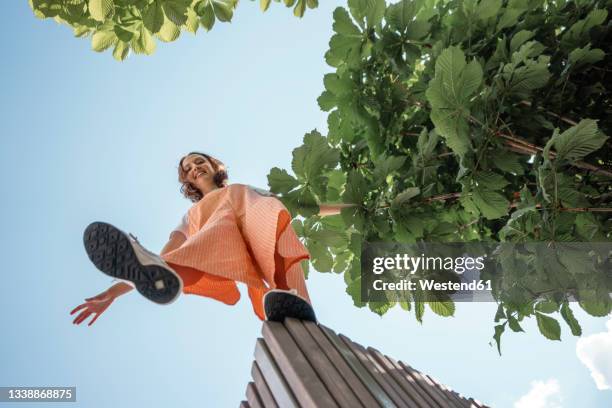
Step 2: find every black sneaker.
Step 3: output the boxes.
[263,289,317,323]
[83,222,183,305]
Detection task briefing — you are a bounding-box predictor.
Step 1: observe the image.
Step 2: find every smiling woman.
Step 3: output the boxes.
[71,151,353,326]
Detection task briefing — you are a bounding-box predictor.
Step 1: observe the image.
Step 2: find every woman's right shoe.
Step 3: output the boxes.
[263,289,317,323]
[83,222,183,305]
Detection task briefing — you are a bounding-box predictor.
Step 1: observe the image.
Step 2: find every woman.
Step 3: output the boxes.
[71,152,352,326]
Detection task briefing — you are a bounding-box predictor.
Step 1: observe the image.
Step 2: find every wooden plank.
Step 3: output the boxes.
[254,338,298,408]
[251,362,279,408]
[336,332,409,408]
[385,356,442,408]
[320,326,398,408]
[284,319,363,408]
[246,382,264,408]
[468,398,488,408]
[262,321,338,408]
[398,362,458,408]
[303,321,383,408]
[239,401,250,408]
[425,375,470,408]
[367,348,431,408]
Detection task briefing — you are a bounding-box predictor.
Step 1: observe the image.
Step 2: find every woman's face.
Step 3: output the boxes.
[181,154,216,192]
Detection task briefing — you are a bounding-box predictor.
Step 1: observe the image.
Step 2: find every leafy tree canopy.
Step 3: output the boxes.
[29,0,319,60]
[266,0,612,353]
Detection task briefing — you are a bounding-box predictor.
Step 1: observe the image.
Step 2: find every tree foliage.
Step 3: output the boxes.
[267,0,612,353]
[29,0,319,60]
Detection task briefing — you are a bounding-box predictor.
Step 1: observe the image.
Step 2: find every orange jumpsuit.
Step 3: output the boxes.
[160,184,311,320]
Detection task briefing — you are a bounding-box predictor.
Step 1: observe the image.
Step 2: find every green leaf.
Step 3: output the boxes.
[473,171,509,190]
[392,187,420,208]
[428,300,455,317]
[510,30,534,53]
[426,46,482,159]
[88,0,113,22]
[491,150,523,175]
[267,167,299,194]
[163,0,190,26]
[327,7,364,68]
[293,0,306,17]
[199,3,215,31]
[317,91,336,111]
[372,154,406,181]
[494,304,505,322]
[385,0,423,32]
[185,8,200,33]
[297,187,319,217]
[112,41,129,61]
[535,300,558,314]
[535,312,561,341]
[568,45,605,69]
[578,289,612,317]
[493,324,505,355]
[348,0,386,28]
[470,187,509,220]
[212,0,234,22]
[291,130,339,182]
[508,316,524,332]
[415,299,425,323]
[132,25,156,55]
[503,54,551,96]
[260,0,271,12]
[91,30,116,52]
[143,1,165,34]
[309,240,334,272]
[301,259,309,279]
[560,302,582,336]
[157,18,181,43]
[309,229,348,248]
[346,275,366,307]
[549,119,608,162]
[399,301,411,311]
[561,8,608,50]
[476,0,501,20]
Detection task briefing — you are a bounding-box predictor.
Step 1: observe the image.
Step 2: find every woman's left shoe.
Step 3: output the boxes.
[263,289,317,323]
[83,221,183,305]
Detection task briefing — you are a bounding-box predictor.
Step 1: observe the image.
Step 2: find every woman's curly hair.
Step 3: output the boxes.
[178,152,229,202]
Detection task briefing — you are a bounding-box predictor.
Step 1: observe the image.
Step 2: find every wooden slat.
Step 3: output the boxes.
[337,332,409,408]
[284,319,363,408]
[239,401,250,408]
[367,348,430,408]
[254,338,298,408]
[385,356,442,408]
[262,321,338,408]
[251,362,279,408]
[399,362,458,408]
[468,398,487,408]
[320,326,398,408]
[303,321,383,408]
[246,382,264,408]
[425,375,470,408]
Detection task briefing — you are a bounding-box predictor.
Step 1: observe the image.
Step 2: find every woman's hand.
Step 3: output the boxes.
[70,290,116,326]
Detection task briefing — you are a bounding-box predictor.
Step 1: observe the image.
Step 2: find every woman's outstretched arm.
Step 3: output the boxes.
[318,203,357,217]
[70,282,133,326]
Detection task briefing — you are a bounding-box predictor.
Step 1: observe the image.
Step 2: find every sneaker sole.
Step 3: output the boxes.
[83,222,181,305]
[263,291,317,323]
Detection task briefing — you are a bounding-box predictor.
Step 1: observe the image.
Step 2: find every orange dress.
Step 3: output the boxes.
[160,184,311,320]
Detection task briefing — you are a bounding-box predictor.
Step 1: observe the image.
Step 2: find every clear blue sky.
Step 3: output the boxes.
[1,1,610,407]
